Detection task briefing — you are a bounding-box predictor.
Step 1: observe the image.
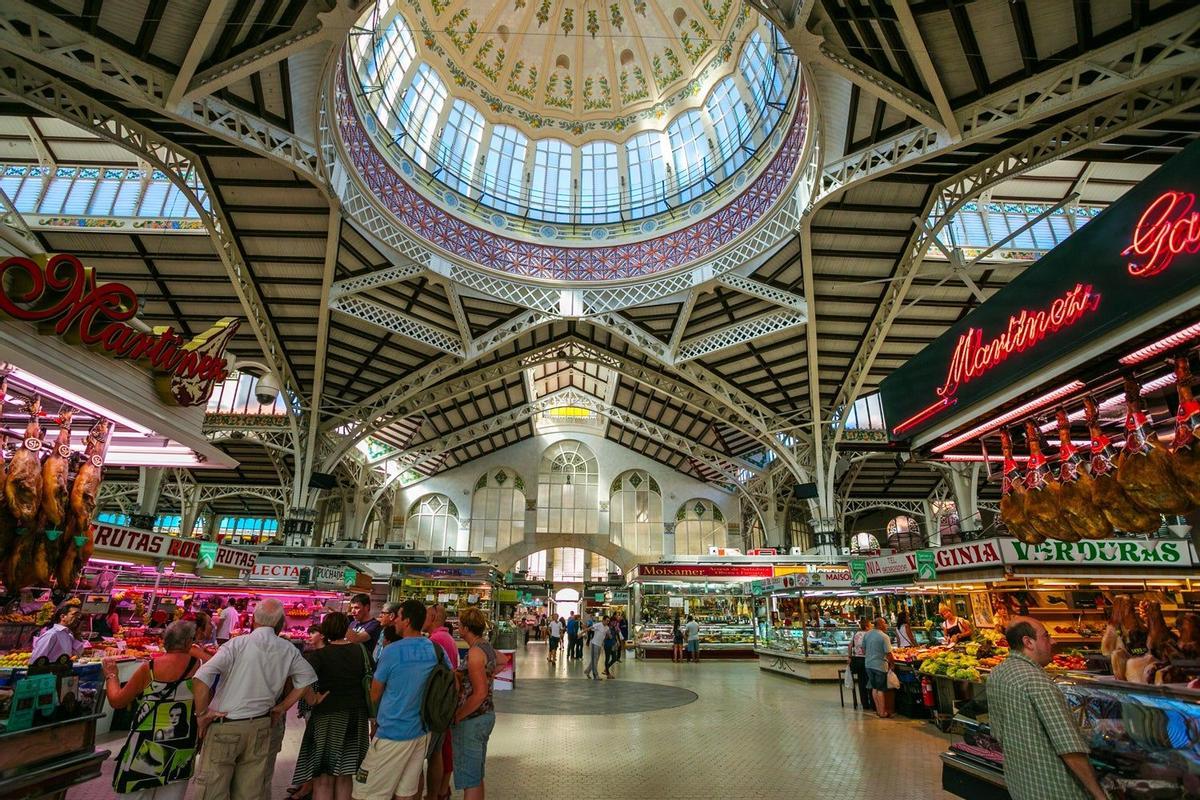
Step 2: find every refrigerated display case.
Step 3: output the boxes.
[634,583,756,658]
[942,675,1200,799]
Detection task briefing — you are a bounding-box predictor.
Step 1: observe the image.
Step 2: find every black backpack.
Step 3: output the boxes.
[421,643,458,734]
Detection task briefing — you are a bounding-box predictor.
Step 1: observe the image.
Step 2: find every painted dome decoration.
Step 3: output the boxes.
[337,0,810,280]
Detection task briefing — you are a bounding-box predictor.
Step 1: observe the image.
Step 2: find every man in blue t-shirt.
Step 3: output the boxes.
[862,617,895,719]
[566,612,580,660]
[353,600,437,800]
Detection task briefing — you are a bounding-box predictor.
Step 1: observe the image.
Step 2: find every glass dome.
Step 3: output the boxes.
[347,0,798,226]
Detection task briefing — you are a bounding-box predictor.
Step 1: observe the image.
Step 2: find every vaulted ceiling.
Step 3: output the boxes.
[0,0,1197,521]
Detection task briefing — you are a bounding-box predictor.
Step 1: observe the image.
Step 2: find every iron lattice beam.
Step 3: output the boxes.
[816,9,1200,199]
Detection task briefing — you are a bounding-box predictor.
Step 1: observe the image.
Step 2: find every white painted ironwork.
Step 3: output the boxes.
[0,1,323,180]
[717,274,809,313]
[181,22,325,104]
[667,289,700,358]
[329,262,426,299]
[818,10,1200,199]
[330,293,465,356]
[0,186,40,256]
[814,39,944,132]
[840,498,928,521]
[891,0,960,139]
[676,309,808,362]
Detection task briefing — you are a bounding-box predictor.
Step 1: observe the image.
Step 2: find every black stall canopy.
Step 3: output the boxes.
[880,139,1200,448]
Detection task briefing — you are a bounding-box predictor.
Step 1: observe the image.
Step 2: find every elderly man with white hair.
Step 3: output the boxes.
[192,598,318,800]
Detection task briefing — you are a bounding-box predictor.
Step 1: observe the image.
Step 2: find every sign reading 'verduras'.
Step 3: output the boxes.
[999,538,1192,568]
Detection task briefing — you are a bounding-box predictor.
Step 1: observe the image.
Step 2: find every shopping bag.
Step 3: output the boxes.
[843,668,854,689]
[886,669,901,690]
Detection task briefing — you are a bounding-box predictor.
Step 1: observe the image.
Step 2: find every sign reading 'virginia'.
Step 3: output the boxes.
[0,253,238,406]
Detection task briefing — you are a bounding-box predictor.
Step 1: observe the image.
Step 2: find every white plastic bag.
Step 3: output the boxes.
[843,667,854,689]
[886,669,901,690]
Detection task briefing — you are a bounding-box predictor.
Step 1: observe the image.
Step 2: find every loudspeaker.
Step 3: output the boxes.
[308,471,338,490]
[792,482,819,499]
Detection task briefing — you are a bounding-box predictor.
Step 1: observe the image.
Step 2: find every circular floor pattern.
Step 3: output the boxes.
[493,678,698,716]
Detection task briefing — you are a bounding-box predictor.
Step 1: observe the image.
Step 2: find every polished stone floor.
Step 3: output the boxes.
[75,642,956,799]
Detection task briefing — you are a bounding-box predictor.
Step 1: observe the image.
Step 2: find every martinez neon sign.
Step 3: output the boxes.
[1123,190,1200,277]
[0,253,238,406]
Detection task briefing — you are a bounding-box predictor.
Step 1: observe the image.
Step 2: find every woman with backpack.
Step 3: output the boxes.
[452,607,497,800]
[291,611,371,800]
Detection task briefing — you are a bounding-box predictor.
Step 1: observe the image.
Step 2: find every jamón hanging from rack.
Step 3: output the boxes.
[1083,396,1160,534]
[1022,420,1080,542]
[999,428,1042,544]
[1170,355,1200,507]
[1053,408,1109,539]
[1115,377,1193,515]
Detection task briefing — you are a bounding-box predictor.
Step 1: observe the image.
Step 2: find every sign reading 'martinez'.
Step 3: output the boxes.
[0,253,238,406]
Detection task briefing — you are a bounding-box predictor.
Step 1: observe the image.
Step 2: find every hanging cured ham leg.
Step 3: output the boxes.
[1054,408,1110,539]
[58,419,107,590]
[1170,356,1200,507]
[1116,377,1193,515]
[1022,420,1081,542]
[999,429,1043,544]
[0,377,15,589]
[1084,397,1160,534]
[19,410,75,588]
[4,396,42,528]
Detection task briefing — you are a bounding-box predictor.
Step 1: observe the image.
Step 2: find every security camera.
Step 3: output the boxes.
[254,372,282,404]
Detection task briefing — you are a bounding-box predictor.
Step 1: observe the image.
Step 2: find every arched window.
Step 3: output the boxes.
[739,30,781,126]
[674,499,727,555]
[609,470,663,556]
[667,110,711,203]
[933,500,961,545]
[625,131,668,216]
[580,141,619,223]
[440,100,485,195]
[395,63,446,168]
[470,468,526,553]
[404,494,465,552]
[850,532,881,553]
[530,138,573,222]
[481,125,528,214]
[705,77,748,178]
[536,441,599,534]
[886,514,925,552]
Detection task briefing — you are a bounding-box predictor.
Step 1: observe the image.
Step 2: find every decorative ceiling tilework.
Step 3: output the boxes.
[335,64,810,282]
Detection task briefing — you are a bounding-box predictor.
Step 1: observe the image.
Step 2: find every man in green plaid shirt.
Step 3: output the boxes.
[987,617,1107,800]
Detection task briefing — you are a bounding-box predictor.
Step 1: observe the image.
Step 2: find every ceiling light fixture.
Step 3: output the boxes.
[932,381,1085,453]
[4,367,154,435]
[1119,320,1200,365]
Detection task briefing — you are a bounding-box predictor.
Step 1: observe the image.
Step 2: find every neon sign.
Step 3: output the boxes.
[934,283,1100,402]
[0,253,238,406]
[1123,190,1200,278]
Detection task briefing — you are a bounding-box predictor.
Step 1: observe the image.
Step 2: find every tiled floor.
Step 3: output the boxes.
[73,645,956,799]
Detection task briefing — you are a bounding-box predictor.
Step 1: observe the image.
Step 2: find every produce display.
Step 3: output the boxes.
[0,381,109,591]
[918,651,981,681]
[999,370,1200,540]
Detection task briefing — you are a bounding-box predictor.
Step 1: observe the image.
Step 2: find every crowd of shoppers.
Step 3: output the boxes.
[99,596,499,800]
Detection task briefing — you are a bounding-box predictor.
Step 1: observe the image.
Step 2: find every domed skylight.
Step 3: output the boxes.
[348,0,798,225]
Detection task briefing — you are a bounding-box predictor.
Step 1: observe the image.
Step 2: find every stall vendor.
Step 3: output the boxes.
[31,600,87,663]
[939,604,972,645]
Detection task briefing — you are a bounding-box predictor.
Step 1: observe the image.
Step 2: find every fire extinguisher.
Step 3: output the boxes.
[921,676,936,708]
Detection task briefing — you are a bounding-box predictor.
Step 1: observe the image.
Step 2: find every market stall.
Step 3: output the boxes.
[749,565,942,682]
[628,563,767,659]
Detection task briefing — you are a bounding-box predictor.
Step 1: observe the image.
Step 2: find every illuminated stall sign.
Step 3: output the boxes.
[636,564,773,578]
[91,522,257,571]
[880,140,1200,442]
[0,253,238,406]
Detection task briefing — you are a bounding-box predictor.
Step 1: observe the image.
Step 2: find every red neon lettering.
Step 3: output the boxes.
[936,283,1100,400]
[0,254,236,406]
[1124,191,1200,277]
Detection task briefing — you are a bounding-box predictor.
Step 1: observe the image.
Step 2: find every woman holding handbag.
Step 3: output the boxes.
[291,611,371,800]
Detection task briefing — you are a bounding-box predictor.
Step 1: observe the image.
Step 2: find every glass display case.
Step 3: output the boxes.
[942,675,1200,800]
[635,623,756,654]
